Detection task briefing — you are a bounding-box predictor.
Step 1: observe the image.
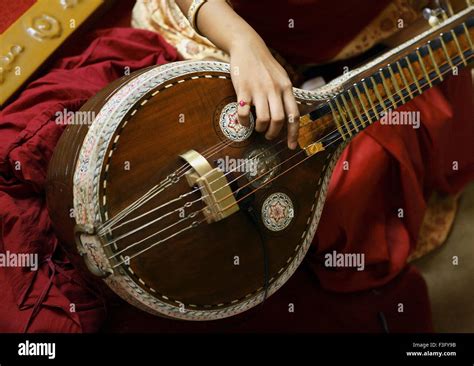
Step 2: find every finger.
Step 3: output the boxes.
[254,94,270,133]
[236,95,252,127]
[283,89,300,150]
[265,92,286,140]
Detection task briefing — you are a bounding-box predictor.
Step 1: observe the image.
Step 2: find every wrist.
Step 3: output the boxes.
[228,31,266,56]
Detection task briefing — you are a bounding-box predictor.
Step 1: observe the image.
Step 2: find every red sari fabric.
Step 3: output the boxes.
[310,71,474,292]
[0,28,180,332]
[231,0,393,64]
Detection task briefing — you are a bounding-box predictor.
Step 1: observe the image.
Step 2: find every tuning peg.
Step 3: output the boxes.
[423,7,444,27]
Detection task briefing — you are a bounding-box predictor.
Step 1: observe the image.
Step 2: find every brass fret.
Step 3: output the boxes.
[427,42,443,81]
[463,23,473,50]
[370,77,386,112]
[340,93,359,132]
[334,97,353,137]
[388,64,406,104]
[379,69,397,107]
[405,57,422,94]
[396,61,413,99]
[348,88,366,128]
[354,84,372,125]
[362,80,380,120]
[450,30,467,65]
[440,34,456,70]
[416,49,432,87]
[299,114,312,127]
[328,100,347,140]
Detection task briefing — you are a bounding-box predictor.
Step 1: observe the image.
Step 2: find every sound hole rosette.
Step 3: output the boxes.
[218,102,254,142]
[261,192,295,232]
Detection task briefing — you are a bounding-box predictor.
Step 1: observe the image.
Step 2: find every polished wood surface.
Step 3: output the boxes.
[47,66,334,309]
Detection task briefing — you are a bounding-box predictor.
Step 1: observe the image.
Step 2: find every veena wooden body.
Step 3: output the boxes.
[46,5,473,320]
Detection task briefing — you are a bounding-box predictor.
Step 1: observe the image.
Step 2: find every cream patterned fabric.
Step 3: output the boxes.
[132,0,230,61]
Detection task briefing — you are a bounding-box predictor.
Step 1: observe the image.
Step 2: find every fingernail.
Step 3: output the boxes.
[288,141,297,150]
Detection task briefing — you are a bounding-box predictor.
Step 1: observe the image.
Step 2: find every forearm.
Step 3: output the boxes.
[175,0,264,53]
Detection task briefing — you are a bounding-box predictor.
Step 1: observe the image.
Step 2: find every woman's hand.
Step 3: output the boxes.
[175,0,301,149]
[229,36,300,149]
